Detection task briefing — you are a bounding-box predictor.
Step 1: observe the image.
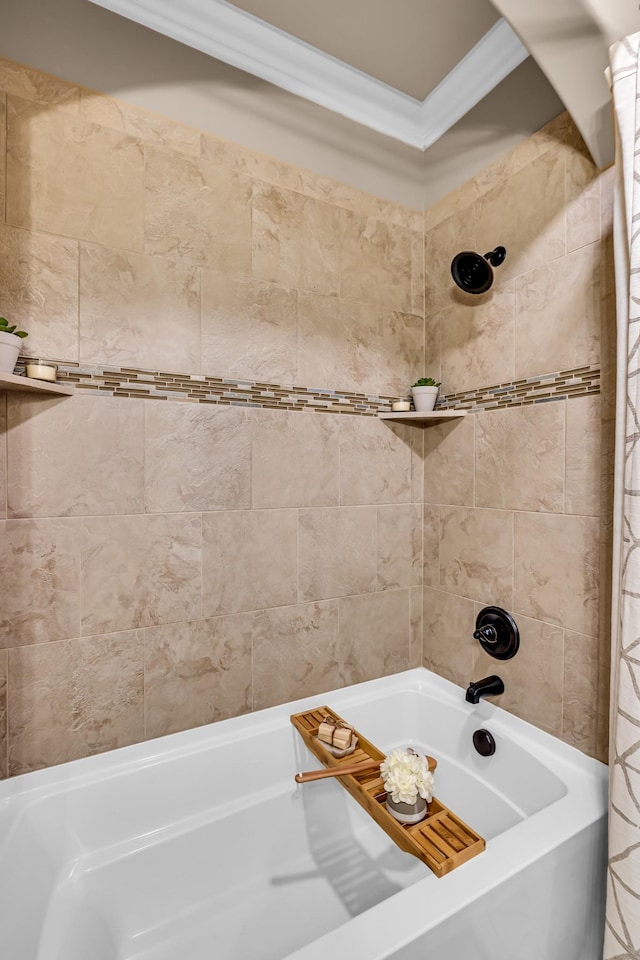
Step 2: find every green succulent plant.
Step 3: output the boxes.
[412,377,440,387]
[0,317,28,339]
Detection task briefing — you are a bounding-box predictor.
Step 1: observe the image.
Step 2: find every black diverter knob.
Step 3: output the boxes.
[473,606,519,660]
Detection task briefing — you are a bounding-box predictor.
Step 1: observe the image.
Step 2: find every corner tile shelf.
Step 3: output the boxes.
[0,371,74,395]
[378,410,467,424]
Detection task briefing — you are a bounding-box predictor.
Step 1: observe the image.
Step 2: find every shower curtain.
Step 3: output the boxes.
[606,32,640,960]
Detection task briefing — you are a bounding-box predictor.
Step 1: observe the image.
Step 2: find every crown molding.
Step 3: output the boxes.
[88,0,528,150]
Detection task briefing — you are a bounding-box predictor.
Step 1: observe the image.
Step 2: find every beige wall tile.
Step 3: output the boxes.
[339,417,412,505]
[144,614,252,738]
[424,209,477,315]
[423,504,440,588]
[145,146,252,272]
[252,601,340,710]
[339,589,410,685]
[7,394,144,518]
[566,150,601,254]
[252,181,340,295]
[0,396,6,520]
[81,514,202,635]
[298,506,376,602]
[0,518,80,647]
[80,91,200,156]
[202,509,297,616]
[565,395,601,516]
[79,242,200,371]
[8,631,144,775]
[424,310,441,378]
[7,95,144,250]
[473,611,563,735]
[202,133,307,194]
[439,506,513,608]
[296,293,378,394]
[411,227,425,316]
[339,209,412,311]
[423,588,476,687]
[0,649,6,779]
[514,512,599,636]
[201,271,297,382]
[377,503,422,590]
[409,585,423,669]
[144,403,250,514]
[251,409,339,509]
[0,57,79,111]
[515,243,601,378]
[299,171,422,230]
[475,404,564,512]
[423,414,474,506]
[0,95,5,223]
[0,223,79,361]
[562,630,598,755]
[438,280,516,395]
[475,150,566,284]
[379,310,425,397]
[600,166,615,242]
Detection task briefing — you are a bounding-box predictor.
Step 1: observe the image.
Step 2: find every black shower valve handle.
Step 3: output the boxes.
[473,624,498,645]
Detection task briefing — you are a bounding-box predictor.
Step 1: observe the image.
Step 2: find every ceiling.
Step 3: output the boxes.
[227,0,501,101]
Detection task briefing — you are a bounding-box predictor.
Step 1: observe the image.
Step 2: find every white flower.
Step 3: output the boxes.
[380,748,434,805]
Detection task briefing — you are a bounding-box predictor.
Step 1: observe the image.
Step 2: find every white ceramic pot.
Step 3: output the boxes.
[0,331,23,374]
[411,385,439,412]
[386,794,428,825]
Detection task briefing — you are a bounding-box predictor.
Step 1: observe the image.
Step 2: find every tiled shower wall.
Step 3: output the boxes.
[421,114,615,762]
[0,58,426,777]
[0,58,615,775]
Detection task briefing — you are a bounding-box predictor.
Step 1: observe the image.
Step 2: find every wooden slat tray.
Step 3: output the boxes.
[291,705,485,878]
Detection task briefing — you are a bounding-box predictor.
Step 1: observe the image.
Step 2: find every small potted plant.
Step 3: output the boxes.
[381,748,435,824]
[411,377,441,412]
[0,317,28,374]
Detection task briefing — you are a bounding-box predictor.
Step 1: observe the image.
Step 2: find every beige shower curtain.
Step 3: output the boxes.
[606,32,640,960]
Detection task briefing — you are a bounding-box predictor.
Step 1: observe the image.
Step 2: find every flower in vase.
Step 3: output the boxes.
[380,748,434,805]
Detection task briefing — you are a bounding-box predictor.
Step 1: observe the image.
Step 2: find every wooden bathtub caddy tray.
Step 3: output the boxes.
[291,705,485,878]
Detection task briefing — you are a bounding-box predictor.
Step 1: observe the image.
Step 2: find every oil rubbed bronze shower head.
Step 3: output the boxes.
[450,246,506,294]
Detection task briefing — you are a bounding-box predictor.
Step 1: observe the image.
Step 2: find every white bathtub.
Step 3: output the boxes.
[0,668,608,960]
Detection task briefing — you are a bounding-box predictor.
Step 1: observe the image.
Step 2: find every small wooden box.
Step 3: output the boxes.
[291,705,485,878]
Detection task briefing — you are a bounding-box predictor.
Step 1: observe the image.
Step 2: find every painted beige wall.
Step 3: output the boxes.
[422,113,615,762]
[2,0,563,210]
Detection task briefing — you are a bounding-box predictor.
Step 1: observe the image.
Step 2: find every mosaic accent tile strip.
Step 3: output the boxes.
[13,359,600,416]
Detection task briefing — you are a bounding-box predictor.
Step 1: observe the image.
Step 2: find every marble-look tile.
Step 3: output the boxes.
[0,95,5,225]
[475,404,564,513]
[411,227,425,316]
[515,243,601,378]
[0,223,79,361]
[144,403,250,513]
[423,310,441,379]
[566,149,601,254]
[439,506,513,608]
[408,423,425,504]
[378,310,425,397]
[424,208,477,315]
[298,506,376,602]
[377,503,422,590]
[339,209,412,311]
[0,518,80,647]
[0,649,6,779]
[0,396,6,519]
[514,512,599,637]
[201,271,297,383]
[422,588,476,687]
[475,149,566,284]
[423,413,474,506]
[600,165,615,242]
[409,585,423,669]
[296,293,378,394]
[300,172,422,231]
[437,280,516,395]
[565,395,601,517]
[473,611,564,735]
[202,134,304,194]
[250,409,339,508]
[252,181,340,296]
[252,601,340,710]
[339,417,412,505]
[145,146,252,271]
[79,242,200,371]
[423,504,440,588]
[81,514,202,635]
[202,509,297,616]
[80,91,200,156]
[7,95,144,250]
[144,615,252,738]
[562,630,599,755]
[8,631,144,775]
[339,589,411,685]
[7,394,144,518]
[0,57,79,111]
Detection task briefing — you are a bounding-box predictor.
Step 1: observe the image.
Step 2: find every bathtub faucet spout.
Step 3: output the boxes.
[465,675,504,704]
